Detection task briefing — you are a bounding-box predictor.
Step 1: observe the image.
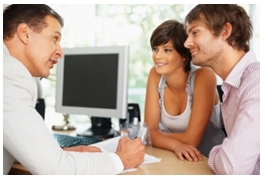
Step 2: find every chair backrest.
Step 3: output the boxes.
[35,78,45,120]
[35,98,45,120]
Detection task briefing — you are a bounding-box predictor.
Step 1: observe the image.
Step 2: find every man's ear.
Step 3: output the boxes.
[222,22,232,41]
[17,23,30,44]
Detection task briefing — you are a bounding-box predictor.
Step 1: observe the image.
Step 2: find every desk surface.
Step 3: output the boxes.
[122,145,214,175]
[10,145,214,175]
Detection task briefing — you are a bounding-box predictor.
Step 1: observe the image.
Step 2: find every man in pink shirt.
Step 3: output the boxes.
[184,4,260,174]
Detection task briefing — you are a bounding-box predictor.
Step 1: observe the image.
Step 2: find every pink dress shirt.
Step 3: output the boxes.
[208,50,260,175]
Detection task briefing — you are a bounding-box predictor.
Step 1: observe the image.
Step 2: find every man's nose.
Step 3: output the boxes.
[56,45,64,58]
[184,36,192,49]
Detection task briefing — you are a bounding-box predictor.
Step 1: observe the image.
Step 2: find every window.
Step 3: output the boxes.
[41,4,259,127]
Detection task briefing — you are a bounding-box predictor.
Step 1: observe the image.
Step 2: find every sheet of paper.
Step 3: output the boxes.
[90,136,161,173]
[90,136,120,152]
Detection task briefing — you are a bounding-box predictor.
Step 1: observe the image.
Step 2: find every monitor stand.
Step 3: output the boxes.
[77,117,115,139]
[52,114,76,131]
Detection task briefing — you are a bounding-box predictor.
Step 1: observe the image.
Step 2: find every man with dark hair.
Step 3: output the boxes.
[184,4,259,174]
[3,4,145,175]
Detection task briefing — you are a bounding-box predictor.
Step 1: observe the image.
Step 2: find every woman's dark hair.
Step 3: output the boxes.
[184,4,252,52]
[3,4,64,40]
[150,20,192,72]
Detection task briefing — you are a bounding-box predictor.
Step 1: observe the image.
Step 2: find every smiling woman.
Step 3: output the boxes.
[144,19,225,160]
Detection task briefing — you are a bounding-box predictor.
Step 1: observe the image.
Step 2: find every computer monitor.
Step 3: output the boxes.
[55,45,129,139]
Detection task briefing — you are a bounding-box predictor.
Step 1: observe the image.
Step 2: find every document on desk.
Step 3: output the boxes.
[90,136,161,173]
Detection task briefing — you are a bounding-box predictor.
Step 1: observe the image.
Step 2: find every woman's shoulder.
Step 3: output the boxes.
[149,66,159,74]
[194,66,216,81]
[195,66,215,75]
[190,66,217,93]
[148,66,162,81]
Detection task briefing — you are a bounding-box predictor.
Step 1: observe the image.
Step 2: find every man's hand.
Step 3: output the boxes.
[115,137,145,169]
[62,145,102,152]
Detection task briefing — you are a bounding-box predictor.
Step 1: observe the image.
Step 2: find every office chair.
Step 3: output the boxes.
[35,78,45,120]
[35,98,45,119]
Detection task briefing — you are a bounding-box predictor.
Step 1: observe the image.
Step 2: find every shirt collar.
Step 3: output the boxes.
[224,50,256,88]
[3,43,10,55]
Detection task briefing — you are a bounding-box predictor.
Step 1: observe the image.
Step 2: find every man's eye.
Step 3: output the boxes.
[53,37,59,42]
[192,31,198,35]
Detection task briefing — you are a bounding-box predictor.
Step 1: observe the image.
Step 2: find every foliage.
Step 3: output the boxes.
[95,4,184,88]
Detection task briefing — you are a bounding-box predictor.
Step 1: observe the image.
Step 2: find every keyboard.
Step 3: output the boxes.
[53,133,103,148]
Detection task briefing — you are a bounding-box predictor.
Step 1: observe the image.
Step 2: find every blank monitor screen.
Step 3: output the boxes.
[56,46,129,128]
[63,54,118,109]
